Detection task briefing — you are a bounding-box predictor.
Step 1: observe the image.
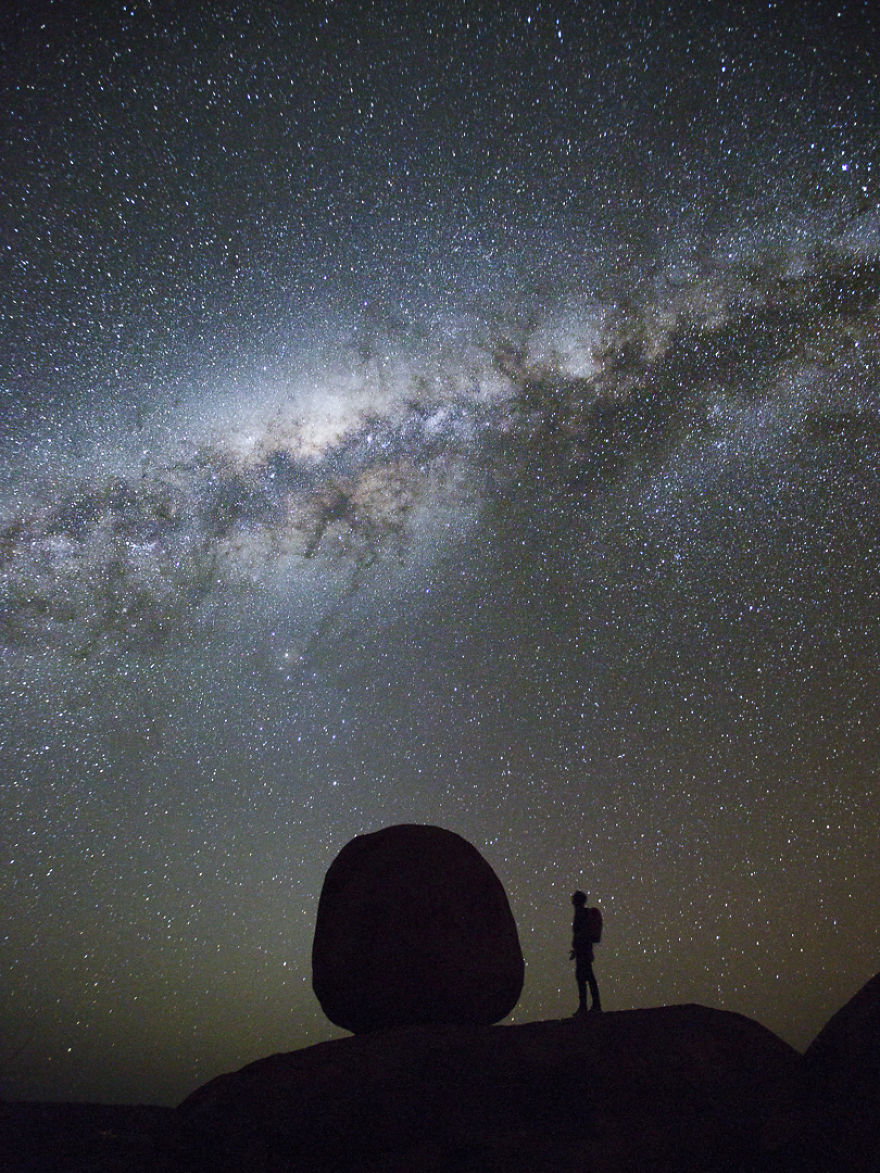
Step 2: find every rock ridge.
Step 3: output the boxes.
[174,1004,802,1172]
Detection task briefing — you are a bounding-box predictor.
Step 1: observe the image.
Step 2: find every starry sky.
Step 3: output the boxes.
[2,0,879,1106]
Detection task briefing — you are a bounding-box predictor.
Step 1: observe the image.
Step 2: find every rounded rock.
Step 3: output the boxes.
[312,824,524,1032]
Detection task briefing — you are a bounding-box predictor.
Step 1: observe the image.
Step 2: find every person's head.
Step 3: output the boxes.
[571,890,587,907]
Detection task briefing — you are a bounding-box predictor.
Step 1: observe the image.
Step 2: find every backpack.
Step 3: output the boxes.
[586,906,602,944]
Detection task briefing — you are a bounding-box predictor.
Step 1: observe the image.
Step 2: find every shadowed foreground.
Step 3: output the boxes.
[3,978,879,1172]
[174,1005,800,1172]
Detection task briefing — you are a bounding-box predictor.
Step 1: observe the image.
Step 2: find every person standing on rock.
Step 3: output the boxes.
[570,890,602,1014]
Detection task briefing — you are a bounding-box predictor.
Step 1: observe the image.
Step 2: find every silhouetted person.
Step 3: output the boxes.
[570,890,602,1014]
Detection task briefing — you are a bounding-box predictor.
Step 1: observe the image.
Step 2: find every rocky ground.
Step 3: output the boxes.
[3,973,878,1172]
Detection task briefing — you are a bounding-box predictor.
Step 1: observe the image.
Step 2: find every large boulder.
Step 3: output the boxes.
[311,824,524,1032]
[174,1006,803,1172]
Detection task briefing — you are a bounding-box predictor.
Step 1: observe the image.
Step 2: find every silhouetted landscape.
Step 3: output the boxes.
[3,974,879,1172]
[4,826,879,1171]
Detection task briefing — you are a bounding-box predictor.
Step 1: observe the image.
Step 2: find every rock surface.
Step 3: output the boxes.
[794,971,880,1173]
[311,823,524,1032]
[174,1005,802,1172]
[8,978,880,1171]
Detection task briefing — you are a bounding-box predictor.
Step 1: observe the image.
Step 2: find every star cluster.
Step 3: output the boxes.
[1,1,879,1105]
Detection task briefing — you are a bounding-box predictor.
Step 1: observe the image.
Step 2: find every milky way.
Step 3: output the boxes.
[2,1,879,1105]
[5,249,877,658]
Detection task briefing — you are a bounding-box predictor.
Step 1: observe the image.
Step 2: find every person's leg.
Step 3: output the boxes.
[587,965,601,1011]
[575,974,587,1012]
[575,958,589,1013]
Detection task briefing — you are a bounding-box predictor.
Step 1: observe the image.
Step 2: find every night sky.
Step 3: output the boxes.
[2,0,879,1106]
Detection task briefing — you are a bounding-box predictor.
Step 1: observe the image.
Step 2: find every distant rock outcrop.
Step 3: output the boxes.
[311,823,524,1032]
[174,1005,802,1172]
[0,1102,173,1173]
